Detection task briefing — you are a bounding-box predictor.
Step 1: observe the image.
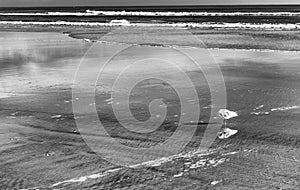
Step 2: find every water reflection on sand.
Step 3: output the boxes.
[0,32,91,97]
[1,32,300,98]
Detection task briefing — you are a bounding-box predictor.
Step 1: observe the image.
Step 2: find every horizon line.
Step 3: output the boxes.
[1,4,300,8]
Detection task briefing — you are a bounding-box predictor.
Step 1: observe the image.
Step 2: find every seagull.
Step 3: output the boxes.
[217,109,239,139]
[218,109,238,120]
[218,128,238,139]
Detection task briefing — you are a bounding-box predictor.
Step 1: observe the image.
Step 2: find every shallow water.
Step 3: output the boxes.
[1,32,300,106]
[0,32,91,97]
[0,31,300,189]
[0,32,300,150]
[1,32,300,131]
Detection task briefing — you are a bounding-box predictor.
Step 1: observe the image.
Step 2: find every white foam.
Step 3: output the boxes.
[190,159,207,169]
[50,150,214,187]
[173,172,184,178]
[0,21,299,30]
[211,180,221,185]
[271,106,300,112]
[51,168,122,187]
[49,147,236,188]
[93,10,300,17]
[221,151,239,156]
[83,38,92,43]
[130,150,215,168]
[0,11,96,16]
[209,158,227,167]
[251,111,270,116]
[254,105,264,110]
[1,10,300,17]
[51,115,62,119]
[189,157,228,169]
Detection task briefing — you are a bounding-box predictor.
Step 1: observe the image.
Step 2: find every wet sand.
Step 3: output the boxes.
[1,24,300,51]
[0,31,299,189]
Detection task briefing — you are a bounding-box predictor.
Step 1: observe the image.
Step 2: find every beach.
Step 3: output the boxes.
[0,5,300,189]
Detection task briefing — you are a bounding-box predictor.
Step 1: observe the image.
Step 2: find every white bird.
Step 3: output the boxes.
[217,109,239,139]
[218,128,238,139]
[218,109,238,120]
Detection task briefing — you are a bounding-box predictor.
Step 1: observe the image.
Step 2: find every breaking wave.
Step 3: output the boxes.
[0,10,300,17]
[0,21,299,30]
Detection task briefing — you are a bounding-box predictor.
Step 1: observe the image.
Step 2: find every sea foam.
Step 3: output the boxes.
[0,21,299,30]
[1,10,300,17]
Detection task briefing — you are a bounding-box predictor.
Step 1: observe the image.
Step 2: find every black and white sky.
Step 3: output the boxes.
[0,0,299,7]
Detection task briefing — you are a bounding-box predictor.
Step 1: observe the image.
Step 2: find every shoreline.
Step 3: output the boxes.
[73,38,300,53]
[67,28,300,52]
[0,23,299,52]
[1,26,300,52]
[0,21,299,30]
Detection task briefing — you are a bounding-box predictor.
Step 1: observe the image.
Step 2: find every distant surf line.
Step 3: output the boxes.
[1,10,300,17]
[0,20,299,30]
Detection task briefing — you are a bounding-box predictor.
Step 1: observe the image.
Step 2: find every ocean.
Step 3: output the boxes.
[0,5,299,25]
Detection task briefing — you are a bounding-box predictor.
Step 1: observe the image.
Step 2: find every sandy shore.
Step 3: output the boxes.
[0,24,300,51]
[0,28,299,189]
